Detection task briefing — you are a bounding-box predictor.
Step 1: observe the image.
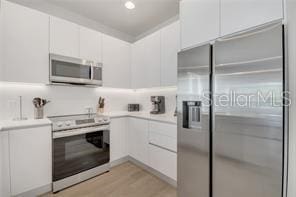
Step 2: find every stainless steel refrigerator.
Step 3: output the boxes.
[177,21,288,197]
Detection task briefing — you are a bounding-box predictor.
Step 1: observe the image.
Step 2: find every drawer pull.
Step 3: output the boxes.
[149,142,177,153]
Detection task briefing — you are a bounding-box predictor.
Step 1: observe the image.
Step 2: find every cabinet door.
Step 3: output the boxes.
[0,1,3,81]
[110,118,128,162]
[180,0,220,50]
[9,126,51,196]
[131,31,161,88]
[102,34,131,88]
[0,131,10,197]
[50,16,80,57]
[1,0,49,83]
[148,144,177,180]
[161,21,180,86]
[221,0,283,36]
[80,26,102,62]
[128,118,149,165]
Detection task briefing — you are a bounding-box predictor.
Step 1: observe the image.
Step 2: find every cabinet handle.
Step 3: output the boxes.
[149,142,177,153]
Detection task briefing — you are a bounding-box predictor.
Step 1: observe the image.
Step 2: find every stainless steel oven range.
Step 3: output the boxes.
[49,114,110,192]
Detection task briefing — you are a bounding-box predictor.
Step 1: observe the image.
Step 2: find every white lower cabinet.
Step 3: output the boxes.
[148,121,177,180]
[0,131,10,197]
[128,118,149,165]
[9,126,52,196]
[110,118,128,162]
[148,144,177,180]
[127,117,177,181]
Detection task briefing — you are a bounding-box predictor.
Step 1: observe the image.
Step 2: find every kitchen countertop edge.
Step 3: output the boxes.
[0,119,52,132]
[104,111,177,125]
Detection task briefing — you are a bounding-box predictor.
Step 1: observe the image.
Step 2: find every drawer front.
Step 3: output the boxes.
[149,121,177,152]
[149,132,177,152]
[148,144,177,180]
[149,121,177,138]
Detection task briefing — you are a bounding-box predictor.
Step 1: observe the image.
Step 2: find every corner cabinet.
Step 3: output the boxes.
[128,118,149,165]
[180,0,220,50]
[102,34,131,88]
[131,21,180,89]
[110,117,128,162]
[1,0,49,83]
[220,0,283,36]
[131,31,161,89]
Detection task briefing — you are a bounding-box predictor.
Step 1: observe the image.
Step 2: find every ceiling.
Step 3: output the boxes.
[45,0,179,38]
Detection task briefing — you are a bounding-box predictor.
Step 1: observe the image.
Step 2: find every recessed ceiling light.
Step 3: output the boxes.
[125,1,135,10]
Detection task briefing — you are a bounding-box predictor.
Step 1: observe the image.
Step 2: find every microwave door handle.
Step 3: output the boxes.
[90,63,94,80]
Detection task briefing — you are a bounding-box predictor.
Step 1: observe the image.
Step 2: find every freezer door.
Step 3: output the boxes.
[213,22,284,197]
[177,44,211,197]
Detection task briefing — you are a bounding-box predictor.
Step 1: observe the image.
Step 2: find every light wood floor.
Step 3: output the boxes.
[42,162,177,197]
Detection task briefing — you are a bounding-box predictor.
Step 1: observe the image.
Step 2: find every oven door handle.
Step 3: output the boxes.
[53,125,110,139]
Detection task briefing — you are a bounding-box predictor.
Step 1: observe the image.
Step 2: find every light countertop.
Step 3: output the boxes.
[0,111,177,132]
[0,118,52,132]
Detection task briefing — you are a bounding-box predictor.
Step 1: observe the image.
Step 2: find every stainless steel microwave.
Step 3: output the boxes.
[49,54,103,86]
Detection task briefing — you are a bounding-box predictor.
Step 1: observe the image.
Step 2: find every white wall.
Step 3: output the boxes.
[287,1,296,197]
[0,83,177,120]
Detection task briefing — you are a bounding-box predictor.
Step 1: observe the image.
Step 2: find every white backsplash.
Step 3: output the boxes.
[132,87,177,115]
[0,83,177,120]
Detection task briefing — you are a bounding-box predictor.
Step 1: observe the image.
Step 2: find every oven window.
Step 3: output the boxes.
[53,130,109,181]
[52,60,91,79]
[92,67,102,81]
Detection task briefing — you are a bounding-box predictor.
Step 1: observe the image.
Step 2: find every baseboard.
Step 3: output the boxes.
[127,156,177,188]
[14,184,52,197]
[110,156,129,167]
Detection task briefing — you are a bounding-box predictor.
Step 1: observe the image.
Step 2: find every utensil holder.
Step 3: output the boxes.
[34,107,44,119]
[97,107,104,114]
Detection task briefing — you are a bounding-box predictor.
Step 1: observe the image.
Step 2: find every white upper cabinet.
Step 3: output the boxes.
[79,26,102,62]
[102,34,131,88]
[50,16,80,57]
[131,31,161,89]
[161,21,180,86]
[180,0,220,49]
[220,0,283,36]
[1,0,49,83]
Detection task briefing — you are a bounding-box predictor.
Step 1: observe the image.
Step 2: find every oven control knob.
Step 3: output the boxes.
[65,121,72,126]
[57,122,63,127]
[97,118,103,123]
[103,117,109,122]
